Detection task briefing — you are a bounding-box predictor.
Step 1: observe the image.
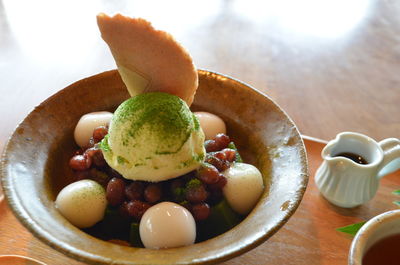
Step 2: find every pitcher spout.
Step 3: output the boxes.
[322,132,382,167]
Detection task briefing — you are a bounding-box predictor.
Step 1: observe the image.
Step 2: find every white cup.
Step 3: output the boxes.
[349,209,400,265]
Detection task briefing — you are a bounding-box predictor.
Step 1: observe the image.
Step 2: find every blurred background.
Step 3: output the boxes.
[0,0,399,150]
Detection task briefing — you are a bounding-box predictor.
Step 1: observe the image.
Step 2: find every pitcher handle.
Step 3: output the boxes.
[377,138,400,178]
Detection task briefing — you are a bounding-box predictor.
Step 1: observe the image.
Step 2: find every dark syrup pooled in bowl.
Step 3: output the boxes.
[334,152,368,164]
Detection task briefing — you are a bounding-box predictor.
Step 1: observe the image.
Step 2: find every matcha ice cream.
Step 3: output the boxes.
[100,92,205,182]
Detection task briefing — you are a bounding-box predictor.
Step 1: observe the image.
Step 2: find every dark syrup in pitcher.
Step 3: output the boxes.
[334,152,368,164]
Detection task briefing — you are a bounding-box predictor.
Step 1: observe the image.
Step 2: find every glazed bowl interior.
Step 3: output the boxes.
[1,70,308,265]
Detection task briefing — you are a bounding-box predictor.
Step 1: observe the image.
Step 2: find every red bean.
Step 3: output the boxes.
[74,149,84,155]
[209,175,227,190]
[89,168,111,187]
[106,177,126,206]
[205,155,229,172]
[86,137,96,149]
[219,160,230,172]
[93,126,108,143]
[127,200,151,220]
[197,163,220,184]
[74,169,90,181]
[84,147,106,167]
[191,203,210,221]
[69,154,91,171]
[215,134,230,150]
[186,184,208,203]
[119,201,130,218]
[223,148,236,162]
[205,154,222,169]
[213,151,226,161]
[125,181,144,201]
[205,140,220,152]
[144,184,162,203]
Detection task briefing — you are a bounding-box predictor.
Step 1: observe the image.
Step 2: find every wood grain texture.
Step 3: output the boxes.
[0,0,400,264]
[0,0,399,154]
[0,139,399,265]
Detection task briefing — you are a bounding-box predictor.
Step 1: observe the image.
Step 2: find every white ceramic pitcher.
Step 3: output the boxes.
[315,132,400,208]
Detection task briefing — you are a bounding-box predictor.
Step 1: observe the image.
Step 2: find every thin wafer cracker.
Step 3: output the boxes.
[97,13,198,106]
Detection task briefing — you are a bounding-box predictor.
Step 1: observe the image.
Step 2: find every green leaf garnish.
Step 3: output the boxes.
[186,178,202,189]
[336,221,366,235]
[393,201,400,206]
[227,142,243,163]
[172,187,186,202]
[392,190,400,196]
[99,135,111,152]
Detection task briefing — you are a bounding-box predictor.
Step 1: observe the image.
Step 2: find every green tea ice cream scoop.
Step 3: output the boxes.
[101,92,205,182]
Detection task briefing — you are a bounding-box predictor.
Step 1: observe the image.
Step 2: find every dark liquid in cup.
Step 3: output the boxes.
[362,234,400,265]
[334,152,368,164]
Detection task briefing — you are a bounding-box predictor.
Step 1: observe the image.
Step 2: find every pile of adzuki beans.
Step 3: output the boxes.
[69,127,237,223]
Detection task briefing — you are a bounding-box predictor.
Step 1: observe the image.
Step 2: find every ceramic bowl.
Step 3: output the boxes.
[349,209,400,265]
[1,70,308,265]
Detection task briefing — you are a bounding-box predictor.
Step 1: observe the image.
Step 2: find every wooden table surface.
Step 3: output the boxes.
[0,0,399,150]
[0,0,399,264]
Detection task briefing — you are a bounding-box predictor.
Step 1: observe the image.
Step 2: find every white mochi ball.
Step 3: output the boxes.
[194,112,226,140]
[74,111,113,148]
[55,180,107,228]
[222,162,264,215]
[139,202,196,249]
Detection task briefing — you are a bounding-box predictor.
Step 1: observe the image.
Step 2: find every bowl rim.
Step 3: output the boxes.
[1,69,309,265]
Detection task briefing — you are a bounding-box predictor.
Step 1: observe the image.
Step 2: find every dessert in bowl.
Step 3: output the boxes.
[1,69,308,264]
[0,13,308,265]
